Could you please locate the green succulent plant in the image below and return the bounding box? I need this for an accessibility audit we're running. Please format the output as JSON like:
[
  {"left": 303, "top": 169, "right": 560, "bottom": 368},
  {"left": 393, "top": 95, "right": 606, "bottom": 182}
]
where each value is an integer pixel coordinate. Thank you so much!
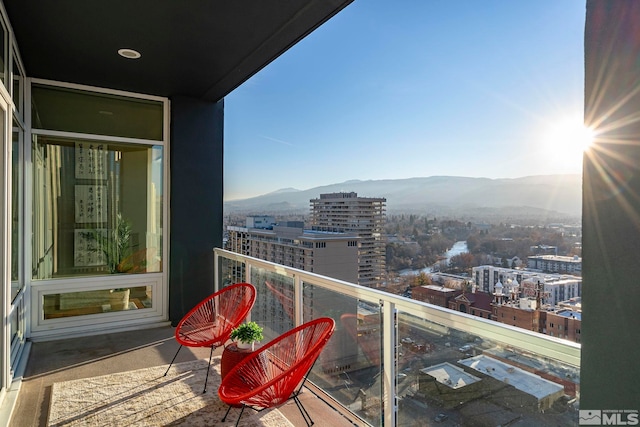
[{"left": 230, "top": 321, "right": 264, "bottom": 344}]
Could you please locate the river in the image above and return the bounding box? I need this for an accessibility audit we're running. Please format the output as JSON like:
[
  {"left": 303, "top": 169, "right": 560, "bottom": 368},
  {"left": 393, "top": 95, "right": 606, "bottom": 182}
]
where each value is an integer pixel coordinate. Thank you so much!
[{"left": 399, "top": 240, "right": 468, "bottom": 276}]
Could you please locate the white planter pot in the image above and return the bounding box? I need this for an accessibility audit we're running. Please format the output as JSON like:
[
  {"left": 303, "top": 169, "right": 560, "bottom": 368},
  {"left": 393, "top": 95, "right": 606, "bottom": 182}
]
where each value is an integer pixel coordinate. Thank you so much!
[{"left": 236, "top": 341, "right": 255, "bottom": 351}]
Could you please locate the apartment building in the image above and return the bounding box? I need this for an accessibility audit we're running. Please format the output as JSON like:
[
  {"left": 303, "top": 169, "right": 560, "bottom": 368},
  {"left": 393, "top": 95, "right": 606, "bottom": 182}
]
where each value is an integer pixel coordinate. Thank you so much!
[
  {"left": 414, "top": 279, "right": 583, "bottom": 344},
  {"left": 527, "top": 254, "right": 582, "bottom": 275},
  {"left": 310, "top": 192, "right": 386, "bottom": 287},
  {"left": 472, "top": 265, "right": 581, "bottom": 307},
  {"left": 227, "top": 217, "right": 359, "bottom": 283}
]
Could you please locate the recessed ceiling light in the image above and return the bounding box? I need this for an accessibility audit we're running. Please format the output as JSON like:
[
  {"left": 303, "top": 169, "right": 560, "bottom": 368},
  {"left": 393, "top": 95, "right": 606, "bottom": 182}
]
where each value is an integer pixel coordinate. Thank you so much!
[{"left": 118, "top": 48, "right": 141, "bottom": 59}]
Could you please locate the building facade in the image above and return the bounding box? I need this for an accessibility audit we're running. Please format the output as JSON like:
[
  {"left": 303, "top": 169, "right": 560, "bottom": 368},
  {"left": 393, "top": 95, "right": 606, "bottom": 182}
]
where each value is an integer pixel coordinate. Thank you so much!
[
  {"left": 412, "top": 284, "right": 461, "bottom": 307},
  {"left": 527, "top": 254, "right": 582, "bottom": 275},
  {"left": 492, "top": 299, "right": 542, "bottom": 332},
  {"left": 545, "top": 310, "right": 581, "bottom": 342},
  {"left": 310, "top": 192, "right": 386, "bottom": 287},
  {"left": 227, "top": 217, "right": 359, "bottom": 283},
  {"left": 472, "top": 265, "right": 582, "bottom": 307},
  {"left": 448, "top": 290, "right": 493, "bottom": 319}
]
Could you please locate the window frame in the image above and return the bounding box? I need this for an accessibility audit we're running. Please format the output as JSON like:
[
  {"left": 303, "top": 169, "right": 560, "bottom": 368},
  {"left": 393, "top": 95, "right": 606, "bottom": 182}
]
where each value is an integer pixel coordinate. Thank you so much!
[{"left": 26, "top": 78, "right": 170, "bottom": 338}]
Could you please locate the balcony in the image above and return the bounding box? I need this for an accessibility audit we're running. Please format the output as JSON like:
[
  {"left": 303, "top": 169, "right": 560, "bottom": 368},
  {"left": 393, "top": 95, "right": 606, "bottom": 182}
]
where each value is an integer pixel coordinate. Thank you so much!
[{"left": 11, "top": 248, "right": 580, "bottom": 426}]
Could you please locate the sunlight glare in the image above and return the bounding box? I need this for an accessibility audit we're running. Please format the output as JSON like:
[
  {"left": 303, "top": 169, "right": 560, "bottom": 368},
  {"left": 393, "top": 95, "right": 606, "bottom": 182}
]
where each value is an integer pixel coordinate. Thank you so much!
[
  {"left": 540, "top": 115, "right": 595, "bottom": 173},
  {"left": 545, "top": 116, "right": 594, "bottom": 154}
]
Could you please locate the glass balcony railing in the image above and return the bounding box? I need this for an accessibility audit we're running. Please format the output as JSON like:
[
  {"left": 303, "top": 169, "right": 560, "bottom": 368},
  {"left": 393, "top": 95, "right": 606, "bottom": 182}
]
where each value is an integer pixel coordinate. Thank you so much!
[{"left": 214, "top": 248, "right": 581, "bottom": 427}]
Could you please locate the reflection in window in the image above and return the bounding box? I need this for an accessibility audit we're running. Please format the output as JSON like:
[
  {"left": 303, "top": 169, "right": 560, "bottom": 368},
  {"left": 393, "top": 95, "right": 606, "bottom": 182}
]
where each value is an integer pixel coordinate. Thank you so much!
[
  {"left": 43, "top": 286, "right": 152, "bottom": 319},
  {"left": 250, "top": 268, "right": 295, "bottom": 341},
  {"left": 302, "top": 282, "right": 382, "bottom": 427},
  {"left": 32, "top": 136, "right": 163, "bottom": 279},
  {"left": 12, "top": 49, "right": 23, "bottom": 116}
]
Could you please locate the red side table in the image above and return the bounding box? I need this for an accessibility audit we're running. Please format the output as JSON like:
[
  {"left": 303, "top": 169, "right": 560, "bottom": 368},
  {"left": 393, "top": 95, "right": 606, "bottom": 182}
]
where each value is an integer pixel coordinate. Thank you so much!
[{"left": 221, "top": 343, "right": 254, "bottom": 379}]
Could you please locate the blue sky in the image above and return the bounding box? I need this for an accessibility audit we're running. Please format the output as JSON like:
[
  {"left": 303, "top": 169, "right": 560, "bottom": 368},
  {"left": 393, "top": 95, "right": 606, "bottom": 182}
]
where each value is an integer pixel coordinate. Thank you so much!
[{"left": 224, "top": 1, "right": 586, "bottom": 201}]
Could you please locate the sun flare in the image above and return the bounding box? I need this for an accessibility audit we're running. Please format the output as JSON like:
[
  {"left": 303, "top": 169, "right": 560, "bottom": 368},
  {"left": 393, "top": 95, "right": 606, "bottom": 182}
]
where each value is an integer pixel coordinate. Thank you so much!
[
  {"left": 540, "top": 115, "right": 595, "bottom": 172},
  {"left": 544, "top": 115, "right": 594, "bottom": 152}
]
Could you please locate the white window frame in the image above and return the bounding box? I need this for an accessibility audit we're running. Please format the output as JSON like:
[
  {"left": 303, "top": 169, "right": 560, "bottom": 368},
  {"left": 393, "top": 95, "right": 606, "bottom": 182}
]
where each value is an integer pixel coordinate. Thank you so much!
[{"left": 26, "top": 78, "right": 170, "bottom": 340}]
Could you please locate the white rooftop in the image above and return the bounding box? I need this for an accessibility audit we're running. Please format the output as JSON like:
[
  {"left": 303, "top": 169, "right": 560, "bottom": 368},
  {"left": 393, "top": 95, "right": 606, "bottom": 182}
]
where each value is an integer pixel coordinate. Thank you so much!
[
  {"left": 423, "top": 285, "right": 458, "bottom": 293},
  {"left": 458, "top": 355, "right": 564, "bottom": 400},
  {"left": 421, "top": 362, "right": 481, "bottom": 389}
]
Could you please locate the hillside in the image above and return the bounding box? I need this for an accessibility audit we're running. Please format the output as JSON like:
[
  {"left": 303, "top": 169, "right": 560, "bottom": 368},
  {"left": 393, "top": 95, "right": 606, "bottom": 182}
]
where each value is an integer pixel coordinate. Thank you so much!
[{"left": 223, "top": 175, "right": 582, "bottom": 221}]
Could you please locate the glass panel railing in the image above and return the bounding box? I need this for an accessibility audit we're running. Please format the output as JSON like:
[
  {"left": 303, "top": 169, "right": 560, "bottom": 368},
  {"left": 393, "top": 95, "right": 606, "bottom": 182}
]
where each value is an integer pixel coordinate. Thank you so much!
[
  {"left": 214, "top": 249, "right": 581, "bottom": 427},
  {"left": 303, "top": 281, "right": 383, "bottom": 426},
  {"left": 217, "top": 254, "right": 246, "bottom": 287},
  {"left": 396, "top": 310, "right": 579, "bottom": 426},
  {"left": 249, "top": 267, "right": 295, "bottom": 341}
]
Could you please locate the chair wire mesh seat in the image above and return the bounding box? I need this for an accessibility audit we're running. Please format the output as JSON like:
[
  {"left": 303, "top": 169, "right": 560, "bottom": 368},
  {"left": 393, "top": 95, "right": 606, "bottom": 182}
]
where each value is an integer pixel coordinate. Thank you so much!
[
  {"left": 163, "top": 283, "right": 256, "bottom": 393},
  {"left": 218, "top": 317, "right": 336, "bottom": 427}
]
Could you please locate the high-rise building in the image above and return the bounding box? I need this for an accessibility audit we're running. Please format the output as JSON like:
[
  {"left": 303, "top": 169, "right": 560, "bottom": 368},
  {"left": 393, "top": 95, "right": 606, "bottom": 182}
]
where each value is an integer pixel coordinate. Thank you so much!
[{"left": 310, "top": 192, "right": 386, "bottom": 288}]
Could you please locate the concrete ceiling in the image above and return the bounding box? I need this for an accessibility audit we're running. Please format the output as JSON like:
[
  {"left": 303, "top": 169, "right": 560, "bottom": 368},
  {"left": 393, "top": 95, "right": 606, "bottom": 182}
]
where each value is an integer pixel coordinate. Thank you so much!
[{"left": 3, "top": 0, "right": 353, "bottom": 101}]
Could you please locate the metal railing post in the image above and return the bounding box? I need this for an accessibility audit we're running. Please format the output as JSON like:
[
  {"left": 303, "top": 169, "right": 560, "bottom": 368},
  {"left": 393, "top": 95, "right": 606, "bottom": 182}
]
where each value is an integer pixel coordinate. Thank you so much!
[
  {"left": 382, "top": 299, "right": 396, "bottom": 427},
  {"left": 294, "top": 274, "right": 303, "bottom": 327}
]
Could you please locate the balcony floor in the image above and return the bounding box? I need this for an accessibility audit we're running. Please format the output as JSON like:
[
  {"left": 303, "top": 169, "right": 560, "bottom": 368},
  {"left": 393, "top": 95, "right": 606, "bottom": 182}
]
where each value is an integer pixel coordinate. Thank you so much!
[{"left": 10, "top": 325, "right": 356, "bottom": 427}]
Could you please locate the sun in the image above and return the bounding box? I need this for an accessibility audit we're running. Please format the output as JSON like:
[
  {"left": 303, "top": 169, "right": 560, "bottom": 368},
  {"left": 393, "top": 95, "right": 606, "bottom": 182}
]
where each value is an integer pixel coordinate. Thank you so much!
[
  {"left": 540, "top": 115, "right": 595, "bottom": 172},
  {"left": 546, "top": 115, "right": 594, "bottom": 152}
]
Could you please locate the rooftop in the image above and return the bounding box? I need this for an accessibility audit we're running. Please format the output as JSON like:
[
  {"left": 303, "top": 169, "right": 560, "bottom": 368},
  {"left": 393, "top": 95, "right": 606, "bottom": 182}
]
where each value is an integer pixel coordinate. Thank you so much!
[
  {"left": 458, "top": 355, "right": 564, "bottom": 401},
  {"left": 423, "top": 285, "right": 459, "bottom": 293},
  {"left": 555, "top": 310, "right": 582, "bottom": 321},
  {"left": 421, "top": 362, "right": 481, "bottom": 389}
]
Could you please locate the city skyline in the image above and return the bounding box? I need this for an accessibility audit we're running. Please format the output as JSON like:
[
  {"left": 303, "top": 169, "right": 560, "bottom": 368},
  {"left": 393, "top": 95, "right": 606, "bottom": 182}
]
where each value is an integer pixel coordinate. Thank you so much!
[{"left": 224, "top": 1, "right": 587, "bottom": 201}]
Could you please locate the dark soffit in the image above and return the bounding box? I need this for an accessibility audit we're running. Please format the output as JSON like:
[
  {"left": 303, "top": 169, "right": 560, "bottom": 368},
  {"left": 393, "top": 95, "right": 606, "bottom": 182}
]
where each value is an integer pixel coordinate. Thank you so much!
[{"left": 3, "top": 0, "right": 353, "bottom": 102}]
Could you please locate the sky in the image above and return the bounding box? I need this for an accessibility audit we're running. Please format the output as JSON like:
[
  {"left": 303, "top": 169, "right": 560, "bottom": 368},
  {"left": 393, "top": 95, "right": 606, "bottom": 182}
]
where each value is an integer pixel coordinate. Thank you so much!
[{"left": 224, "top": 1, "right": 587, "bottom": 201}]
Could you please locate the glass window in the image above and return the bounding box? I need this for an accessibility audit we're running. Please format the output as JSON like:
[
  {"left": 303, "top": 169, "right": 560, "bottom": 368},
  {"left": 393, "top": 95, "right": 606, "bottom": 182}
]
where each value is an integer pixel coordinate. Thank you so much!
[
  {"left": 43, "top": 286, "right": 152, "bottom": 319},
  {"left": 32, "top": 136, "right": 163, "bottom": 279},
  {"left": 31, "top": 85, "right": 164, "bottom": 140},
  {"left": 12, "top": 49, "right": 23, "bottom": 117},
  {"left": 11, "top": 118, "right": 22, "bottom": 300},
  {"left": 0, "top": 20, "right": 5, "bottom": 85}
]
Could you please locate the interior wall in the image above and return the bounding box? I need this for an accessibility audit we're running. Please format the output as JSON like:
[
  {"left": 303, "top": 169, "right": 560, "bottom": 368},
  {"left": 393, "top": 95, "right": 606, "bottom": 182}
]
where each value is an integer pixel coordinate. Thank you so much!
[
  {"left": 582, "top": 0, "right": 640, "bottom": 409},
  {"left": 169, "top": 96, "right": 224, "bottom": 324}
]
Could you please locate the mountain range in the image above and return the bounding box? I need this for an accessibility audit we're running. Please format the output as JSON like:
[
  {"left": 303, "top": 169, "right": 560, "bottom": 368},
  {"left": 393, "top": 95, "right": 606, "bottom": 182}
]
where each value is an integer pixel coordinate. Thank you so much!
[{"left": 224, "top": 175, "right": 582, "bottom": 222}]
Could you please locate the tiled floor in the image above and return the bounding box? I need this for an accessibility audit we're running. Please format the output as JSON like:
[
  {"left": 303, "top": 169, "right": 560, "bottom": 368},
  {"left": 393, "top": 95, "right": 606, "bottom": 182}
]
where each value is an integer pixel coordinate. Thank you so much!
[{"left": 9, "top": 325, "right": 356, "bottom": 427}]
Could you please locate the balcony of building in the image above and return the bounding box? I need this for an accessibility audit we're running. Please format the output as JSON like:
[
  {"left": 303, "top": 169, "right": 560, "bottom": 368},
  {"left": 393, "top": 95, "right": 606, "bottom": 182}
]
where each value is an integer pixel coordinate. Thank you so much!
[{"left": 10, "top": 248, "right": 580, "bottom": 426}]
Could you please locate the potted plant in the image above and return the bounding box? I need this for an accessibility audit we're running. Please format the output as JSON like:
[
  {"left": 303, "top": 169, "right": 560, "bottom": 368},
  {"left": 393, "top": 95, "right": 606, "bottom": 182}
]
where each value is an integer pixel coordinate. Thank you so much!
[
  {"left": 85, "top": 213, "right": 133, "bottom": 274},
  {"left": 230, "top": 321, "right": 263, "bottom": 351}
]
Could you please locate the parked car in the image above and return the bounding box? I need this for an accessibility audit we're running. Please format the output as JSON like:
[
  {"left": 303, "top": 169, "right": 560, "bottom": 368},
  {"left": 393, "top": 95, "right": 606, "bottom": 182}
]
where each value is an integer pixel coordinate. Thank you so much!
[
  {"left": 458, "top": 344, "right": 472, "bottom": 352},
  {"left": 434, "top": 413, "right": 448, "bottom": 422}
]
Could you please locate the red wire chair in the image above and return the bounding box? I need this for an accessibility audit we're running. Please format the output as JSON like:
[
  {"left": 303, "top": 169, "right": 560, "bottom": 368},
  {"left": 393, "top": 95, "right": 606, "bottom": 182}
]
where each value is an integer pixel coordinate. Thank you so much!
[
  {"left": 164, "top": 283, "right": 256, "bottom": 393},
  {"left": 218, "top": 317, "right": 336, "bottom": 427}
]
